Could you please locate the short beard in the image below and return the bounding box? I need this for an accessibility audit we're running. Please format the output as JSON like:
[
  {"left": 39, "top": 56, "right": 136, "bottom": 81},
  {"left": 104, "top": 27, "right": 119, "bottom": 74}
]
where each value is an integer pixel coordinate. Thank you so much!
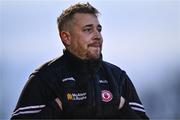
[{"left": 86, "top": 49, "right": 101, "bottom": 60}]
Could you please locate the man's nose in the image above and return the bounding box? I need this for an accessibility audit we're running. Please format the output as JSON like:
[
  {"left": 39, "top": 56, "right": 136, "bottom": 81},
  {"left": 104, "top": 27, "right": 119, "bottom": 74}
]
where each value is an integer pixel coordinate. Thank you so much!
[{"left": 93, "top": 30, "right": 102, "bottom": 41}]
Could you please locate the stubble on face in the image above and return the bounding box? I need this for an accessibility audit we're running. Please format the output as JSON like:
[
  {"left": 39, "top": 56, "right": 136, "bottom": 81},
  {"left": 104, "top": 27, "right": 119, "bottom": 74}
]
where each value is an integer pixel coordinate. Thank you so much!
[{"left": 86, "top": 41, "right": 102, "bottom": 60}]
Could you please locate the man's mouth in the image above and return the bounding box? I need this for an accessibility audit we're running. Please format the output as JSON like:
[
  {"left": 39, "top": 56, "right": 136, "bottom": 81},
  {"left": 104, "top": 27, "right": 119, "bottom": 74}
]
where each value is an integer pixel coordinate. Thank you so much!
[{"left": 88, "top": 42, "right": 101, "bottom": 48}]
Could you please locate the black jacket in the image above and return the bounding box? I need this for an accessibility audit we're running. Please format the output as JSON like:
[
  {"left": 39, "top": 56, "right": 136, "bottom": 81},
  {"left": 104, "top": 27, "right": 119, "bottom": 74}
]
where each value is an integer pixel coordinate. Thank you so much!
[{"left": 11, "top": 50, "right": 149, "bottom": 119}]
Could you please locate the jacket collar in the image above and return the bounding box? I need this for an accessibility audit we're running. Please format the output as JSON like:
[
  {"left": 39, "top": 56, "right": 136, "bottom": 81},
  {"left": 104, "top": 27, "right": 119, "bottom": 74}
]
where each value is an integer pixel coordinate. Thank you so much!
[{"left": 63, "top": 50, "right": 102, "bottom": 75}]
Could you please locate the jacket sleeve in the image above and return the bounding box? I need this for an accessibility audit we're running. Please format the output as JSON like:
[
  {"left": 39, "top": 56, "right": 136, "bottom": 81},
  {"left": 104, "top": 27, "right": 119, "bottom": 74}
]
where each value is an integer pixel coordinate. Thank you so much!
[
  {"left": 119, "top": 72, "right": 149, "bottom": 119},
  {"left": 11, "top": 73, "right": 63, "bottom": 119}
]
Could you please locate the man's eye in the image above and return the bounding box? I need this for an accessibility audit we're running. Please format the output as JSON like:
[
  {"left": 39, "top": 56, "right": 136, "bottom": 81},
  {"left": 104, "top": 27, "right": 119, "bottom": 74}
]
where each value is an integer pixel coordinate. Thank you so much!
[
  {"left": 84, "top": 28, "right": 92, "bottom": 32},
  {"left": 97, "top": 27, "right": 102, "bottom": 32}
]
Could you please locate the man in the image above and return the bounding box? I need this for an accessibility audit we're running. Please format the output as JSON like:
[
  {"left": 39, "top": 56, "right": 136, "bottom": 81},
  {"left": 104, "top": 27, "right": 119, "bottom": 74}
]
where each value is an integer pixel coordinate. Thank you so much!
[{"left": 11, "top": 2, "right": 149, "bottom": 119}]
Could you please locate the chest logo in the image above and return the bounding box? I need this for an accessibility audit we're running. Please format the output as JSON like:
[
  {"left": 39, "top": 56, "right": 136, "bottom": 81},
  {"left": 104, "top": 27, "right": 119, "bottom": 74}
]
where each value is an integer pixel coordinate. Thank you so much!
[
  {"left": 67, "top": 93, "right": 73, "bottom": 100},
  {"left": 62, "top": 77, "right": 75, "bottom": 82},
  {"left": 66, "top": 92, "right": 87, "bottom": 101},
  {"left": 99, "top": 80, "right": 108, "bottom": 84},
  {"left": 101, "top": 90, "right": 113, "bottom": 102}
]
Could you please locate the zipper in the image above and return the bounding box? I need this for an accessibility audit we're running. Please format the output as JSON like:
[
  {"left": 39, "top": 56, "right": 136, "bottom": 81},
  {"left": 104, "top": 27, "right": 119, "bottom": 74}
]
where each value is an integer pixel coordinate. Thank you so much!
[{"left": 90, "top": 74, "right": 96, "bottom": 115}]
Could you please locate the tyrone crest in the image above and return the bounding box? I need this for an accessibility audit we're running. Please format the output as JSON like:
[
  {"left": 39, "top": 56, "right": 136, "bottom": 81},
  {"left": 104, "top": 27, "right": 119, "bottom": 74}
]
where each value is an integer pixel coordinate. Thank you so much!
[{"left": 101, "top": 90, "right": 113, "bottom": 102}]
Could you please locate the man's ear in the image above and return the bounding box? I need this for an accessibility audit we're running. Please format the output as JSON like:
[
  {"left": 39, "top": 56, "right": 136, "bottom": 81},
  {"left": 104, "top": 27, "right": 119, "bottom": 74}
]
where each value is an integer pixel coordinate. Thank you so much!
[{"left": 59, "top": 31, "right": 71, "bottom": 46}]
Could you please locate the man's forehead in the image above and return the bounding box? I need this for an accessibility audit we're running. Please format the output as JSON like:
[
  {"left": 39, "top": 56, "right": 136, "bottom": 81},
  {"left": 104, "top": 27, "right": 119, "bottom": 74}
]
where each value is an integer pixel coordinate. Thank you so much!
[{"left": 72, "top": 13, "right": 100, "bottom": 26}]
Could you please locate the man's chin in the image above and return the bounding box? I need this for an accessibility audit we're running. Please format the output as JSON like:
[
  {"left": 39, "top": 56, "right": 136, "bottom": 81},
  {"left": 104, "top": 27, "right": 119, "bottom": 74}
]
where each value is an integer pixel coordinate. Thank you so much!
[{"left": 87, "top": 52, "right": 101, "bottom": 60}]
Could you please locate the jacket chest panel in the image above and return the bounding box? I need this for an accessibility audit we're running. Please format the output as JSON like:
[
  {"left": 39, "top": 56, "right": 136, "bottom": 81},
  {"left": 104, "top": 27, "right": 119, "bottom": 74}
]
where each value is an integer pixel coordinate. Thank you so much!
[{"left": 60, "top": 74, "right": 119, "bottom": 114}]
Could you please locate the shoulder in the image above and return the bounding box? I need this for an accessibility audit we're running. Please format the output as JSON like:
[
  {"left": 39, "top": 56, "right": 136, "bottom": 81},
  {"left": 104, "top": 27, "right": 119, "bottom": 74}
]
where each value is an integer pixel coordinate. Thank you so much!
[
  {"left": 28, "top": 56, "right": 65, "bottom": 84},
  {"left": 33, "top": 56, "right": 64, "bottom": 75},
  {"left": 102, "top": 61, "right": 120, "bottom": 70},
  {"left": 102, "top": 61, "right": 126, "bottom": 75}
]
